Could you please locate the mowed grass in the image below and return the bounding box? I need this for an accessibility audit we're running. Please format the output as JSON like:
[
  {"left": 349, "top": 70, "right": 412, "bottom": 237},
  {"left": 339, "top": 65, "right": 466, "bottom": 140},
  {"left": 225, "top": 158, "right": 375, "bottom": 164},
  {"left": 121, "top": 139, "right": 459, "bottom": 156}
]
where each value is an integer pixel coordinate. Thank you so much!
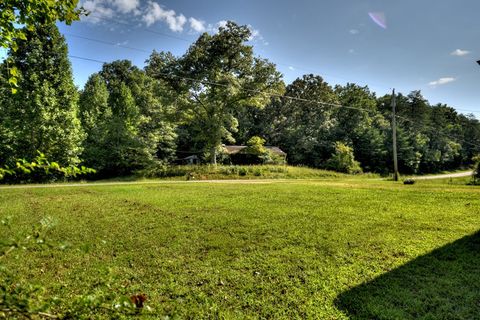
[{"left": 1, "top": 178, "right": 480, "bottom": 319}]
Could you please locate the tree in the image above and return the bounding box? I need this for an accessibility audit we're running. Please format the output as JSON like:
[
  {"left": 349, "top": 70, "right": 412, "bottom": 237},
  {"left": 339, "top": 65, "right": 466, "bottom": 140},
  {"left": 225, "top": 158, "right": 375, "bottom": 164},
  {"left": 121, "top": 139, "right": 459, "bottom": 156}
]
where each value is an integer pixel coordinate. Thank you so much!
[
  {"left": 79, "top": 60, "right": 176, "bottom": 176},
  {"left": 271, "top": 74, "right": 338, "bottom": 167},
  {"left": 1, "top": 0, "right": 85, "bottom": 92},
  {"left": 239, "top": 136, "right": 271, "bottom": 164},
  {"left": 378, "top": 91, "right": 430, "bottom": 174},
  {"left": 405, "top": 91, "right": 431, "bottom": 130},
  {"left": 326, "top": 142, "right": 362, "bottom": 174},
  {"left": 0, "top": 24, "right": 84, "bottom": 166},
  {"left": 472, "top": 155, "right": 480, "bottom": 184},
  {"left": 148, "top": 22, "right": 284, "bottom": 164},
  {"left": 334, "top": 83, "right": 387, "bottom": 172},
  {"left": 458, "top": 114, "right": 480, "bottom": 165},
  {"left": 420, "top": 104, "right": 462, "bottom": 172}
]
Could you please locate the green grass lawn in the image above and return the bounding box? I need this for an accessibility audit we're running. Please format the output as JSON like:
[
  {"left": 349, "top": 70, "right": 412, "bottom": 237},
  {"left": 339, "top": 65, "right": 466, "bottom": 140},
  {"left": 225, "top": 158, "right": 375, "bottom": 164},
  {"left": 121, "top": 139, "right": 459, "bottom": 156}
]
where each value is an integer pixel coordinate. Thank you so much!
[{"left": 1, "top": 178, "right": 479, "bottom": 319}]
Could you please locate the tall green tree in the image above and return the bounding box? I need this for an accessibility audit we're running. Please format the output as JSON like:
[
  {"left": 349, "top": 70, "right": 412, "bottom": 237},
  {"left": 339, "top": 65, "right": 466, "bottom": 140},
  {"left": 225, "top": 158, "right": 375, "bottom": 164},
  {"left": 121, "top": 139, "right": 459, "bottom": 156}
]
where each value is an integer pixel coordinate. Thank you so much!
[
  {"left": 271, "top": 74, "right": 338, "bottom": 167},
  {"left": 419, "top": 104, "right": 462, "bottom": 172},
  {"left": 0, "top": 24, "right": 84, "bottom": 166},
  {"left": 458, "top": 113, "right": 480, "bottom": 164},
  {"left": 79, "top": 60, "right": 176, "bottom": 176},
  {"left": 334, "top": 83, "right": 388, "bottom": 172},
  {"left": 0, "top": 65, "right": 14, "bottom": 158},
  {"left": 1, "top": 0, "right": 85, "bottom": 92},
  {"left": 148, "top": 22, "right": 284, "bottom": 164}
]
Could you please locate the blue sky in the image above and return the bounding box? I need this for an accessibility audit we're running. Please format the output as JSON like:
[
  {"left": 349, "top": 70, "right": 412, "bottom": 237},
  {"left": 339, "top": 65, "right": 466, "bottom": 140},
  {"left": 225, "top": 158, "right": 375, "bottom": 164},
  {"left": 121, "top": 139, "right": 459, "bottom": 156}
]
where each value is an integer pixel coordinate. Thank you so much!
[{"left": 20, "top": 1, "right": 480, "bottom": 115}]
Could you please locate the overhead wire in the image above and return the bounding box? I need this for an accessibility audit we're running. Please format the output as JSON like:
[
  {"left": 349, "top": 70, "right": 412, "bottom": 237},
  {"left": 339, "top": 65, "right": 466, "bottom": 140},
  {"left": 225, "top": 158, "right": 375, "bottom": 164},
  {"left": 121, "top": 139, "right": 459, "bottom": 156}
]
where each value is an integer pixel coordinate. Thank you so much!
[
  {"left": 69, "top": 20, "right": 480, "bottom": 119},
  {"left": 72, "top": 15, "right": 480, "bottom": 117},
  {"left": 68, "top": 54, "right": 376, "bottom": 115},
  {"left": 395, "top": 114, "right": 480, "bottom": 149},
  {"left": 86, "top": 14, "right": 191, "bottom": 43},
  {"left": 78, "top": 14, "right": 395, "bottom": 92},
  {"left": 64, "top": 33, "right": 149, "bottom": 53},
  {"left": 69, "top": 53, "right": 480, "bottom": 149}
]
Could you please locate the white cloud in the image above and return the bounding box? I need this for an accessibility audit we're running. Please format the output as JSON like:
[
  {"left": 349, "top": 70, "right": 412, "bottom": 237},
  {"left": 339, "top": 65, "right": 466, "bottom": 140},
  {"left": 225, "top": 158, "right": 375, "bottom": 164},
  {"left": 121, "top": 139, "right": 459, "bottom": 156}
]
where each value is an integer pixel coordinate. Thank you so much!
[
  {"left": 80, "top": 0, "right": 265, "bottom": 44},
  {"left": 80, "top": 0, "right": 140, "bottom": 22},
  {"left": 206, "top": 20, "right": 230, "bottom": 34},
  {"left": 143, "top": 2, "right": 186, "bottom": 31},
  {"left": 80, "top": 0, "right": 115, "bottom": 23},
  {"left": 349, "top": 49, "right": 355, "bottom": 54},
  {"left": 112, "top": 0, "right": 139, "bottom": 13},
  {"left": 216, "top": 20, "right": 228, "bottom": 29},
  {"left": 207, "top": 21, "right": 267, "bottom": 45},
  {"left": 349, "top": 29, "right": 359, "bottom": 35},
  {"left": 248, "top": 25, "right": 261, "bottom": 41},
  {"left": 115, "top": 40, "right": 129, "bottom": 46},
  {"left": 246, "top": 24, "right": 268, "bottom": 45},
  {"left": 288, "top": 66, "right": 295, "bottom": 71},
  {"left": 142, "top": 1, "right": 186, "bottom": 32},
  {"left": 429, "top": 77, "right": 456, "bottom": 87},
  {"left": 451, "top": 49, "right": 470, "bottom": 57},
  {"left": 189, "top": 17, "right": 206, "bottom": 33}
]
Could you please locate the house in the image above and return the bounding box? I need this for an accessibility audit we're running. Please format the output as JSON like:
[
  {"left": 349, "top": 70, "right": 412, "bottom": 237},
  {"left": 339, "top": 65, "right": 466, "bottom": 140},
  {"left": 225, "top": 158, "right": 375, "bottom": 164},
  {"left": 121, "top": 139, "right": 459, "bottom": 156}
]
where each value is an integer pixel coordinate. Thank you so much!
[{"left": 175, "top": 155, "right": 200, "bottom": 165}]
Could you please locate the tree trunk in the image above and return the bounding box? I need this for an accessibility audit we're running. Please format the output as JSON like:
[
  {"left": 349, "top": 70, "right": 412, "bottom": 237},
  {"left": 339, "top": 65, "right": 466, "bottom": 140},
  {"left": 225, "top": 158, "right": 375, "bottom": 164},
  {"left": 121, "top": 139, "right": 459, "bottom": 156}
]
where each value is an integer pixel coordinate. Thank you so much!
[{"left": 210, "top": 146, "right": 217, "bottom": 165}]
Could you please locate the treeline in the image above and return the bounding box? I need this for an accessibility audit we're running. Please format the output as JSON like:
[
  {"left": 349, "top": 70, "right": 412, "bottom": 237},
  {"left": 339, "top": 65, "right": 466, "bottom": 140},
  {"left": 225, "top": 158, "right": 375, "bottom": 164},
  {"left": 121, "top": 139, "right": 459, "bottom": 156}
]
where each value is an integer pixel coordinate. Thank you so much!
[{"left": 1, "top": 22, "right": 479, "bottom": 178}]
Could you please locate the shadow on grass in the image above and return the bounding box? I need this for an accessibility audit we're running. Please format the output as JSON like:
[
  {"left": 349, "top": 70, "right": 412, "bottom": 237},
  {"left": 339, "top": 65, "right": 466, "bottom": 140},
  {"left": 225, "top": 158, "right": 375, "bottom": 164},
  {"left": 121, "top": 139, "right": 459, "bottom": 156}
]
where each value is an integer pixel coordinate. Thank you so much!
[{"left": 335, "top": 231, "right": 480, "bottom": 319}]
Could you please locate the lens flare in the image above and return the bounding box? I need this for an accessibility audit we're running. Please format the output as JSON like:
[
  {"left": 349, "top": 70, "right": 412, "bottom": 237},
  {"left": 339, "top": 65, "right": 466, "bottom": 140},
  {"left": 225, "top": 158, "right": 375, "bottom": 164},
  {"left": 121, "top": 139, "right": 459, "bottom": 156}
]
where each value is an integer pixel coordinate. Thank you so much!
[{"left": 368, "top": 12, "right": 387, "bottom": 29}]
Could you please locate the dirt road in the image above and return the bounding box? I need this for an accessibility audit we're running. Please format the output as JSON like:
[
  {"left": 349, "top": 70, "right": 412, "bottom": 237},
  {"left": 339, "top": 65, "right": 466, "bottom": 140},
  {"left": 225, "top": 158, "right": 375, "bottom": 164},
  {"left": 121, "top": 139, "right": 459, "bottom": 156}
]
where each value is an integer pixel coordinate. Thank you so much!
[{"left": 409, "top": 171, "right": 473, "bottom": 180}]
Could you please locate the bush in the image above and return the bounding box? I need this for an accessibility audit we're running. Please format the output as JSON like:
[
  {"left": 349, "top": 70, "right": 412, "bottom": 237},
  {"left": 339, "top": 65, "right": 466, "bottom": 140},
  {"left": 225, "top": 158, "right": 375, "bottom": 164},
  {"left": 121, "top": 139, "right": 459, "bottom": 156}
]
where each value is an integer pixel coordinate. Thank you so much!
[
  {"left": 326, "top": 142, "right": 363, "bottom": 174},
  {"left": 253, "top": 168, "right": 262, "bottom": 176},
  {"left": 0, "top": 152, "right": 96, "bottom": 184},
  {"left": 238, "top": 167, "right": 248, "bottom": 176}
]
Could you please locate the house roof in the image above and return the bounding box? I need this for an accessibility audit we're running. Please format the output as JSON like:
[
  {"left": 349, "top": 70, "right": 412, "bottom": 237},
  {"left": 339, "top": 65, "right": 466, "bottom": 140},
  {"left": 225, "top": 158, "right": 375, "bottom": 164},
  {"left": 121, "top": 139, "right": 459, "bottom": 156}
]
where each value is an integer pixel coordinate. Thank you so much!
[
  {"left": 223, "top": 145, "right": 287, "bottom": 156},
  {"left": 182, "top": 155, "right": 199, "bottom": 160},
  {"left": 265, "top": 146, "right": 287, "bottom": 156}
]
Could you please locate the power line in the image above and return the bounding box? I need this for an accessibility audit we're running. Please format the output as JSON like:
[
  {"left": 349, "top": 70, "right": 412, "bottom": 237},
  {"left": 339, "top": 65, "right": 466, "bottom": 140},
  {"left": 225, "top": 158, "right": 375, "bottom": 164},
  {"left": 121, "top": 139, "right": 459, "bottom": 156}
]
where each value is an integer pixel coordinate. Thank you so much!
[
  {"left": 68, "top": 54, "right": 376, "bottom": 115},
  {"left": 69, "top": 52, "right": 480, "bottom": 148},
  {"left": 81, "top": 14, "right": 395, "bottom": 93},
  {"left": 71, "top": 17, "right": 480, "bottom": 116},
  {"left": 69, "top": 55, "right": 106, "bottom": 64},
  {"left": 449, "top": 107, "right": 480, "bottom": 114},
  {"left": 64, "top": 33, "right": 149, "bottom": 53},
  {"left": 395, "top": 114, "right": 480, "bottom": 149},
  {"left": 86, "top": 14, "right": 191, "bottom": 43},
  {"left": 69, "top": 52, "right": 480, "bottom": 151},
  {"left": 275, "top": 61, "right": 393, "bottom": 93}
]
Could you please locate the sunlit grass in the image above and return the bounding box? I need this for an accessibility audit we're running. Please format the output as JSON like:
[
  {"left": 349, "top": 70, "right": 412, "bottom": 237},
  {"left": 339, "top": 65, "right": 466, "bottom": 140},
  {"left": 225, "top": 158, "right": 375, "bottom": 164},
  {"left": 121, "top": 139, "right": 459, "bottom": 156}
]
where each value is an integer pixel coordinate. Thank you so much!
[{"left": 1, "top": 179, "right": 479, "bottom": 318}]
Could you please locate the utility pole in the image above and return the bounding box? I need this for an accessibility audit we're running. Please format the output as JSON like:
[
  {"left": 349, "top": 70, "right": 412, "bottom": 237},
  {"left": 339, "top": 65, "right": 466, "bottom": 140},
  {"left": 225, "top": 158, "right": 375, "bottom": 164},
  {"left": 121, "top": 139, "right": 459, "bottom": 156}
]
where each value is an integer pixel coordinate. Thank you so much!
[{"left": 391, "top": 89, "right": 399, "bottom": 181}]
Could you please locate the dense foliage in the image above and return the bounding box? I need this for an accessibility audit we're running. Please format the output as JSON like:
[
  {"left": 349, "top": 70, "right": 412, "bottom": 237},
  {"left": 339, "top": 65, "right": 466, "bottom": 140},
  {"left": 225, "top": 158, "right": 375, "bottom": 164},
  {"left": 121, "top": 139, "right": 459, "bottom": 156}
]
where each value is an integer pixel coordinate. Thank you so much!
[
  {"left": 146, "top": 22, "right": 284, "bottom": 164},
  {"left": 0, "top": 0, "right": 85, "bottom": 93},
  {"left": 0, "top": 24, "right": 84, "bottom": 166},
  {"left": 472, "top": 155, "right": 480, "bottom": 184},
  {"left": 79, "top": 61, "right": 176, "bottom": 177},
  {"left": 326, "top": 142, "right": 363, "bottom": 174},
  {"left": 1, "top": 21, "right": 479, "bottom": 180},
  {"left": 0, "top": 152, "right": 95, "bottom": 184}
]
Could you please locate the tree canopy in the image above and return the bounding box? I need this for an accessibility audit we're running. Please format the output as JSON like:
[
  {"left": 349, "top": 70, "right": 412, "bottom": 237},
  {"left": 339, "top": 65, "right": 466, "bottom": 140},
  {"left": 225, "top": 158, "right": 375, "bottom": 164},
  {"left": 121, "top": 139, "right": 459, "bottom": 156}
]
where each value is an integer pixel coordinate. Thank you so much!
[
  {"left": 1, "top": 20, "right": 479, "bottom": 180},
  {"left": 0, "top": 24, "right": 84, "bottom": 166},
  {"left": 147, "top": 22, "right": 284, "bottom": 164},
  {"left": 79, "top": 60, "right": 177, "bottom": 177},
  {"left": 0, "top": 0, "right": 85, "bottom": 92}
]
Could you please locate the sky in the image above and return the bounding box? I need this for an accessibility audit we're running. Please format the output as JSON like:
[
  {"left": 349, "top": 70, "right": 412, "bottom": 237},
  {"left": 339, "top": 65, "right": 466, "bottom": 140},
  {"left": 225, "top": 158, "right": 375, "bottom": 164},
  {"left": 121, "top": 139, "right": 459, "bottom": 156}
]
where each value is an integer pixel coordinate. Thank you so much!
[{"left": 13, "top": 0, "right": 480, "bottom": 115}]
